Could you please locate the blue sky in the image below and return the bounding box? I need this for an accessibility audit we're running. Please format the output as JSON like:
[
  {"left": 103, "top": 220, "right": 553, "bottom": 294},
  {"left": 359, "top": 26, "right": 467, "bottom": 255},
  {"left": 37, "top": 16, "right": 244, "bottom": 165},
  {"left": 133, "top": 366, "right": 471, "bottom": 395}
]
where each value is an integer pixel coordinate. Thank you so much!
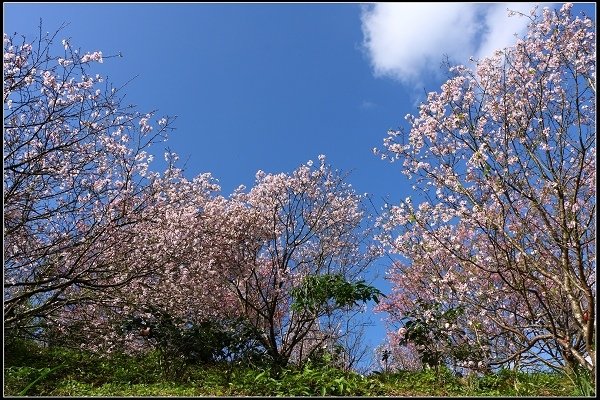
[{"left": 4, "top": 2, "right": 595, "bottom": 370}]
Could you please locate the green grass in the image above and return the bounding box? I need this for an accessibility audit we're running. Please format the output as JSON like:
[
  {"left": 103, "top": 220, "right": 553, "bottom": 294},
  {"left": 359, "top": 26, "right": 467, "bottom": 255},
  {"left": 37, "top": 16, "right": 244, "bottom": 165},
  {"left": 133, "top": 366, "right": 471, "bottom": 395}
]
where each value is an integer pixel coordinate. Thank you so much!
[{"left": 3, "top": 340, "right": 593, "bottom": 397}]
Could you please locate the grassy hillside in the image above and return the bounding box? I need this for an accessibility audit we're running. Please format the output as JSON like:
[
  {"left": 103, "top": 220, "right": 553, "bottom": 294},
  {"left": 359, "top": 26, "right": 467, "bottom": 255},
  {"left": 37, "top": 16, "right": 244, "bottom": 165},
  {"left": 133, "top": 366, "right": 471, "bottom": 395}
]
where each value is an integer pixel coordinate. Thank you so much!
[{"left": 4, "top": 340, "right": 593, "bottom": 397}]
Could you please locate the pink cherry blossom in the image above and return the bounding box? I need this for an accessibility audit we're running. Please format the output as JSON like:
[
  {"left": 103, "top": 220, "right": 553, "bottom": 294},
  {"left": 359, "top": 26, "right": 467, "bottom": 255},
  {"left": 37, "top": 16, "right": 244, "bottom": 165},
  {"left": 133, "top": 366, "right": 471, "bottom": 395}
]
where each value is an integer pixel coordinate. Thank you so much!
[{"left": 377, "top": 4, "right": 595, "bottom": 376}]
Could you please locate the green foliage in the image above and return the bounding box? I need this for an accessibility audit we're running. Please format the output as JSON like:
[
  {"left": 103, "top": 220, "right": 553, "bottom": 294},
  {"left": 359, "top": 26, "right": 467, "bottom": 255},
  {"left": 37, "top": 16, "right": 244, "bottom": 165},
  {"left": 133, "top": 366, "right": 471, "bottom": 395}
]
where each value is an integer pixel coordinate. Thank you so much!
[
  {"left": 4, "top": 366, "right": 49, "bottom": 396},
  {"left": 3, "top": 341, "right": 165, "bottom": 395},
  {"left": 120, "top": 311, "right": 268, "bottom": 370},
  {"left": 374, "top": 368, "right": 463, "bottom": 396},
  {"left": 473, "top": 368, "right": 576, "bottom": 396},
  {"left": 291, "top": 273, "right": 384, "bottom": 313},
  {"left": 306, "top": 343, "right": 347, "bottom": 369},
  {"left": 17, "top": 363, "right": 66, "bottom": 395},
  {"left": 399, "top": 300, "right": 487, "bottom": 371},
  {"left": 570, "top": 366, "right": 595, "bottom": 397},
  {"left": 372, "top": 367, "right": 579, "bottom": 397},
  {"left": 51, "top": 381, "right": 202, "bottom": 396},
  {"left": 3, "top": 340, "right": 584, "bottom": 397},
  {"left": 235, "top": 362, "right": 381, "bottom": 396}
]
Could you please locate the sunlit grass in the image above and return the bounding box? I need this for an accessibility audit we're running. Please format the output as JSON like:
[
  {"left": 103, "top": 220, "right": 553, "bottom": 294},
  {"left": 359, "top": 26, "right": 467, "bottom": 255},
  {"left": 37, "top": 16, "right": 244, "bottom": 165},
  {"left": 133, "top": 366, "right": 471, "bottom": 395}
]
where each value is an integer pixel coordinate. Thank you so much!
[{"left": 4, "top": 340, "right": 591, "bottom": 397}]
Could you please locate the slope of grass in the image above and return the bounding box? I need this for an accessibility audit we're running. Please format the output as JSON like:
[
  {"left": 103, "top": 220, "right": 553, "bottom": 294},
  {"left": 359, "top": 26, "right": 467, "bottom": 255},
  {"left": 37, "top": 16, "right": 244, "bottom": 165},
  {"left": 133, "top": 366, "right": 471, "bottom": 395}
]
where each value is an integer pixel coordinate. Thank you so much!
[{"left": 3, "top": 340, "right": 592, "bottom": 397}]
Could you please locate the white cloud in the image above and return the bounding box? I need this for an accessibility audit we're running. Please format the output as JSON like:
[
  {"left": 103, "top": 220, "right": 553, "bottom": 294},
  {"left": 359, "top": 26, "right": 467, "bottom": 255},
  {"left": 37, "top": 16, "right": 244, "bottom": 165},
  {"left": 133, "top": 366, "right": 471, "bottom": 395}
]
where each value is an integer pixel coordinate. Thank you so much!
[
  {"left": 474, "top": 3, "right": 537, "bottom": 60},
  {"left": 360, "top": 3, "right": 535, "bottom": 86}
]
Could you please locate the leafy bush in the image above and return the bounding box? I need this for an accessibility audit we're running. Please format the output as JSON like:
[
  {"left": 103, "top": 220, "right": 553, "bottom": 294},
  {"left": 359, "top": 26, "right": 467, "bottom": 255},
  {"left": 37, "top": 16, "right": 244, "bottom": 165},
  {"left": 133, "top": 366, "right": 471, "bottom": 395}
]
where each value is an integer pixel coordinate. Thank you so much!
[
  {"left": 119, "top": 310, "right": 268, "bottom": 372},
  {"left": 398, "top": 300, "right": 488, "bottom": 373},
  {"left": 291, "top": 273, "right": 384, "bottom": 313}
]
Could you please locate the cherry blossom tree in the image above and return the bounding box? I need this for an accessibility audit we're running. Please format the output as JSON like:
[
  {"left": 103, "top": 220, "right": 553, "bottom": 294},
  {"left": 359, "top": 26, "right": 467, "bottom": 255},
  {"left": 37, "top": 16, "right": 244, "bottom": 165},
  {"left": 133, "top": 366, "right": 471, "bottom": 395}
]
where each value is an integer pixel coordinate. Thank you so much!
[
  {"left": 46, "top": 156, "right": 382, "bottom": 371},
  {"left": 3, "top": 26, "right": 383, "bottom": 371},
  {"left": 376, "top": 4, "right": 595, "bottom": 378},
  {"left": 39, "top": 154, "right": 245, "bottom": 356},
  {"left": 3, "top": 25, "right": 175, "bottom": 340},
  {"left": 204, "top": 156, "right": 383, "bottom": 367}
]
